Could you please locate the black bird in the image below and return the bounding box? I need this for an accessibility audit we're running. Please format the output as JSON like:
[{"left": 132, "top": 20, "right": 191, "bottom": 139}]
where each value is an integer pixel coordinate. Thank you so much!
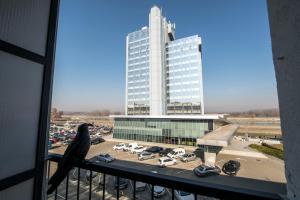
[{"left": 47, "top": 123, "right": 93, "bottom": 195}]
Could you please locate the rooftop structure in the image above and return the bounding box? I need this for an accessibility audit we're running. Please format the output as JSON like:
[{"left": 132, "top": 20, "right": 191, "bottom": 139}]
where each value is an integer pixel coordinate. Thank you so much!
[{"left": 197, "top": 124, "right": 239, "bottom": 147}]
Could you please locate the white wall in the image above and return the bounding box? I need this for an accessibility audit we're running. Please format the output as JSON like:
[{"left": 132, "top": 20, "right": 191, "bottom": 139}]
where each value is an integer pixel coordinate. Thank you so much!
[
  {"left": 149, "top": 6, "right": 165, "bottom": 115},
  {"left": 268, "top": 1, "right": 300, "bottom": 199}
]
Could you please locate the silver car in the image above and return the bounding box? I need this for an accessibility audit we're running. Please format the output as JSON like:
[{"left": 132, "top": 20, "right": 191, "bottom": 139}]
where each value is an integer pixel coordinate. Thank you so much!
[
  {"left": 153, "top": 186, "right": 166, "bottom": 197},
  {"left": 180, "top": 153, "right": 196, "bottom": 162},
  {"left": 97, "top": 153, "right": 115, "bottom": 163},
  {"left": 193, "top": 165, "right": 221, "bottom": 177},
  {"left": 138, "top": 151, "right": 155, "bottom": 161}
]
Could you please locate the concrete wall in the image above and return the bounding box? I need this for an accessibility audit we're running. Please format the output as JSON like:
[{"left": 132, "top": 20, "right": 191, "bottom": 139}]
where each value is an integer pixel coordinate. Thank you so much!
[
  {"left": 267, "top": 1, "right": 300, "bottom": 199},
  {"left": 149, "top": 6, "right": 164, "bottom": 115}
]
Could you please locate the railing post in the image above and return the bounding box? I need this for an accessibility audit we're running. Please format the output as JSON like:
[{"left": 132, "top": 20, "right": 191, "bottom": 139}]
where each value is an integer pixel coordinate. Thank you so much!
[
  {"left": 151, "top": 185, "right": 154, "bottom": 200},
  {"left": 89, "top": 170, "right": 92, "bottom": 200},
  {"left": 172, "top": 188, "right": 174, "bottom": 200},
  {"left": 54, "top": 188, "right": 57, "bottom": 200},
  {"left": 133, "top": 180, "right": 136, "bottom": 200},
  {"left": 47, "top": 161, "right": 51, "bottom": 180},
  {"left": 102, "top": 174, "right": 106, "bottom": 200},
  {"left": 65, "top": 173, "right": 69, "bottom": 200},
  {"left": 117, "top": 176, "right": 120, "bottom": 200},
  {"left": 77, "top": 168, "right": 80, "bottom": 200}
]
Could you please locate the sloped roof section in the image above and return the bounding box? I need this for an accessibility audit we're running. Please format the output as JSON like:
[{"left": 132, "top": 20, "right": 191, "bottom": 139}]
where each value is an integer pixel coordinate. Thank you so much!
[{"left": 197, "top": 124, "right": 239, "bottom": 147}]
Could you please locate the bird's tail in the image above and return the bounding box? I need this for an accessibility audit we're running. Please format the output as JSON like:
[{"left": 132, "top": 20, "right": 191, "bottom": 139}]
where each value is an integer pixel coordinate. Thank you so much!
[{"left": 47, "top": 170, "right": 68, "bottom": 195}]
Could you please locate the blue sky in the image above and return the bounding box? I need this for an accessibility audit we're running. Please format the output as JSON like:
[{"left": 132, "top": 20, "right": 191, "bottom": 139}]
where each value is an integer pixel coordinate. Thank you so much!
[{"left": 52, "top": 0, "right": 278, "bottom": 113}]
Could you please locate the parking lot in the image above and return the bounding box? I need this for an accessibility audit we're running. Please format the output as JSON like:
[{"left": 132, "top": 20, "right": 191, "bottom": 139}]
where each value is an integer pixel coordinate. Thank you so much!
[{"left": 48, "top": 140, "right": 286, "bottom": 199}]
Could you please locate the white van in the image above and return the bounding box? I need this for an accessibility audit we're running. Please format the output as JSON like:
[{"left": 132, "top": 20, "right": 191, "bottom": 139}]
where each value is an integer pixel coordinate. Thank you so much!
[
  {"left": 123, "top": 143, "right": 138, "bottom": 152},
  {"left": 167, "top": 148, "right": 185, "bottom": 158}
]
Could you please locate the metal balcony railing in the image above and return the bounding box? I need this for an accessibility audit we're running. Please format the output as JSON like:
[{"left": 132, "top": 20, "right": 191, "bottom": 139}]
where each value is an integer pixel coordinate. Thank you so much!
[{"left": 47, "top": 154, "right": 285, "bottom": 200}]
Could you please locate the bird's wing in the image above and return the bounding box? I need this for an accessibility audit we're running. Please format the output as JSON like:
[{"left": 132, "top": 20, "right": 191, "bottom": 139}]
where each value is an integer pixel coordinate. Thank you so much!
[{"left": 59, "top": 137, "right": 81, "bottom": 167}]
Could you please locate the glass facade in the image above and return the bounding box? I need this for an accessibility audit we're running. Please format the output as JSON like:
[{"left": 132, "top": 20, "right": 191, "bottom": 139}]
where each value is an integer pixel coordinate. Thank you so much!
[
  {"left": 113, "top": 118, "right": 213, "bottom": 146},
  {"left": 166, "top": 35, "right": 204, "bottom": 114},
  {"left": 127, "top": 27, "right": 150, "bottom": 115}
]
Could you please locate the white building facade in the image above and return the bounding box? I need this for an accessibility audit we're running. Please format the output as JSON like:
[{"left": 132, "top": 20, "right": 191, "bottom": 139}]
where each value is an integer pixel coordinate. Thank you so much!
[{"left": 126, "top": 6, "right": 204, "bottom": 116}]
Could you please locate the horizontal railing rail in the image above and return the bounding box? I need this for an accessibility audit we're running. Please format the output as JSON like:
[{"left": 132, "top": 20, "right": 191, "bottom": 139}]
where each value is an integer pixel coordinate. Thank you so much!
[{"left": 47, "top": 153, "right": 285, "bottom": 200}]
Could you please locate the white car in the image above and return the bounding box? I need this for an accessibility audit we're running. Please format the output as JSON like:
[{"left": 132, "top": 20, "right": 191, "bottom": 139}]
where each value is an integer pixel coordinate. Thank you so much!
[
  {"left": 167, "top": 148, "right": 185, "bottom": 159},
  {"left": 123, "top": 143, "right": 138, "bottom": 152},
  {"left": 131, "top": 146, "right": 146, "bottom": 154},
  {"left": 158, "top": 157, "right": 177, "bottom": 167},
  {"left": 174, "top": 190, "right": 195, "bottom": 200},
  {"left": 113, "top": 143, "right": 126, "bottom": 150}
]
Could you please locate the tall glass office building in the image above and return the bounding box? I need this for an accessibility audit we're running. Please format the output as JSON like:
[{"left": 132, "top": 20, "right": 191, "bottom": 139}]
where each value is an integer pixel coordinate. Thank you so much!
[
  {"left": 166, "top": 36, "right": 204, "bottom": 114},
  {"left": 113, "top": 6, "right": 214, "bottom": 146},
  {"left": 126, "top": 27, "right": 150, "bottom": 115},
  {"left": 125, "top": 6, "right": 204, "bottom": 116}
]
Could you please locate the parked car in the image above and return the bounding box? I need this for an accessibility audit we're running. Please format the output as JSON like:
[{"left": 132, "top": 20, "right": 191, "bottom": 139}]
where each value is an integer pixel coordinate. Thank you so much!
[
  {"left": 153, "top": 186, "right": 166, "bottom": 197},
  {"left": 113, "top": 143, "right": 126, "bottom": 150},
  {"left": 222, "top": 160, "right": 241, "bottom": 175},
  {"left": 138, "top": 151, "right": 155, "bottom": 161},
  {"left": 57, "top": 135, "right": 66, "bottom": 141},
  {"left": 146, "top": 146, "right": 163, "bottom": 153},
  {"left": 158, "top": 157, "right": 177, "bottom": 167},
  {"left": 193, "top": 165, "right": 221, "bottom": 177},
  {"left": 133, "top": 181, "right": 147, "bottom": 192},
  {"left": 131, "top": 145, "right": 146, "bottom": 154},
  {"left": 49, "top": 137, "right": 58, "bottom": 144},
  {"left": 167, "top": 148, "right": 185, "bottom": 158},
  {"left": 174, "top": 190, "right": 195, "bottom": 200},
  {"left": 91, "top": 137, "right": 105, "bottom": 145},
  {"left": 123, "top": 143, "right": 138, "bottom": 152},
  {"left": 71, "top": 168, "right": 98, "bottom": 184},
  {"left": 159, "top": 148, "right": 173, "bottom": 157},
  {"left": 114, "top": 177, "right": 128, "bottom": 189},
  {"left": 62, "top": 139, "right": 72, "bottom": 145},
  {"left": 97, "top": 154, "right": 115, "bottom": 163},
  {"left": 180, "top": 153, "right": 196, "bottom": 162},
  {"left": 48, "top": 141, "right": 52, "bottom": 149}
]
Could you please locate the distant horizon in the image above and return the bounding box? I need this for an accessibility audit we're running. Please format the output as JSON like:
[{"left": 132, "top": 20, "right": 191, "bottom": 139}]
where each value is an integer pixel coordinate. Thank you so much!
[{"left": 52, "top": 1, "right": 279, "bottom": 113}]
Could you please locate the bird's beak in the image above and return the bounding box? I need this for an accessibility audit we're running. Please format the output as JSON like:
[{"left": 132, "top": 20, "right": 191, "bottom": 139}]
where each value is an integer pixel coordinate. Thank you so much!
[{"left": 87, "top": 123, "right": 94, "bottom": 127}]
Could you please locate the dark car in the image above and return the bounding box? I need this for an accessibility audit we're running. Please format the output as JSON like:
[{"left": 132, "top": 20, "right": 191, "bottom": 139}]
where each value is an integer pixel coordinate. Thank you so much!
[
  {"left": 159, "top": 148, "right": 173, "bottom": 157},
  {"left": 222, "top": 160, "right": 241, "bottom": 175},
  {"left": 91, "top": 137, "right": 105, "bottom": 145},
  {"left": 193, "top": 165, "right": 221, "bottom": 177},
  {"left": 114, "top": 177, "right": 128, "bottom": 189},
  {"left": 146, "top": 146, "right": 163, "bottom": 153}
]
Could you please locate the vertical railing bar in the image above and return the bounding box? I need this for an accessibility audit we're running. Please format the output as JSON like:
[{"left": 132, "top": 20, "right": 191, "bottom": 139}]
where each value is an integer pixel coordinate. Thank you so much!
[
  {"left": 194, "top": 193, "right": 197, "bottom": 200},
  {"left": 116, "top": 176, "right": 120, "bottom": 200},
  {"left": 102, "top": 174, "right": 106, "bottom": 200},
  {"left": 65, "top": 173, "right": 69, "bottom": 200},
  {"left": 133, "top": 180, "right": 136, "bottom": 200},
  {"left": 151, "top": 185, "right": 154, "bottom": 200},
  {"left": 47, "top": 161, "right": 51, "bottom": 180},
  {"left": 77, "top": 168, "right": 80, "bottom": 200},
  {"left": 54, "top": 188, "right": 57, "bottom": 200},
  {"left": 89, "top": 170, "right": 92, "bottom": 200},
  {"left": 172, "top": 188, "right": 174, "bottom": 200}
]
